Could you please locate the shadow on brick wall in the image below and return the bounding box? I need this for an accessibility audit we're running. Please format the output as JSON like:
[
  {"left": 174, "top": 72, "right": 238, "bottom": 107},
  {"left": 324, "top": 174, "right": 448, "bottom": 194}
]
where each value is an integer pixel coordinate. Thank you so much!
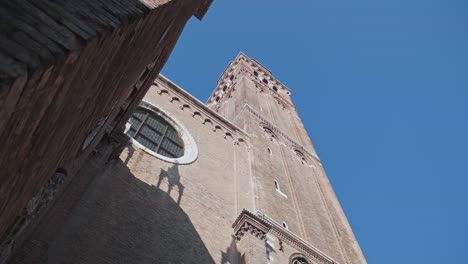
[
  {"left": 156, "top": 164, "right": 184, "bottom": 205},
  {"left": 9, "top": 157, "right": 215, "bottom": 264},
  {"left": 221, "top": 235, "right": 245, "bottom": 264}
]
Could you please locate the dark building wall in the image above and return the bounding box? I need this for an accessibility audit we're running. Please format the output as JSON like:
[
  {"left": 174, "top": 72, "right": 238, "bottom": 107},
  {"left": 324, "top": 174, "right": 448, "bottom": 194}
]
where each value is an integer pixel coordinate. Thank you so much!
[
  {"left": 0, "top": 0, "right": 212, "bottom": 250},
  {"left": 6, "top": 58, "right": 365, "bottom": 264},
  {"left": 7, "top": 144, "right": 219, "bottom": 264},
  {"left": 3, "top": 51, "right": 366, "bottom": 263},
  {"left": 7, "top": 78, "right": 251, "bottom": 264}
]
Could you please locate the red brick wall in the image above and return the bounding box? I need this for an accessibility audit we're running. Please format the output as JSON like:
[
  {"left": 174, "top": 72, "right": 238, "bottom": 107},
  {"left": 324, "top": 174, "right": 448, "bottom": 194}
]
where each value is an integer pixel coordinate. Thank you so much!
[{"left": 0, "top": 0, "right": 212, "bottom": 242}]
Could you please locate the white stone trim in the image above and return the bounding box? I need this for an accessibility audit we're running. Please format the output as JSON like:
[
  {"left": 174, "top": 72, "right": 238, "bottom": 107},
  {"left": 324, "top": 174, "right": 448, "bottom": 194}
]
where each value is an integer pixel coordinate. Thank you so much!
[
  {"left": 234, "top": 104, "right": 321, "bottom": 164},
  {"left": 276, "top": 188, "right": 288, "bottom": 199},
  {"left": 157, "top": 75, "right": 249, "bottom": 138},
  {"left": 233, "top": 210, "right": 340, "bottom": 264},
  {"left": 128, "top": 101, "right": 198, "bottom": 165}
]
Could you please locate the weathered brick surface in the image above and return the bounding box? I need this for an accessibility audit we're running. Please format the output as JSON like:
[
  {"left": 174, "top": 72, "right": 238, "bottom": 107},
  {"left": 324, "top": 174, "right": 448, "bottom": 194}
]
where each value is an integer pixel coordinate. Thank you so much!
[
  {"left": 0, "top": 0, "right": 212, "bottom": 243},
  {"left": 7, "top": 53, "right": 365, "bottom": 264},
  {"left": 8, "top": 79, "right": 250, "bottom": 263},
  {"left": 208, "top": 53, "right": 366, "bottom": 264}
]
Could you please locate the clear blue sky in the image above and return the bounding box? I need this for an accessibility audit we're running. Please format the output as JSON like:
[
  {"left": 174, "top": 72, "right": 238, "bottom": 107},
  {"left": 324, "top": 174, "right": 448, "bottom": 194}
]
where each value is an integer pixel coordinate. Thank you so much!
[{"left": 161, "top": 1, "right": 468, "bottom": 263}]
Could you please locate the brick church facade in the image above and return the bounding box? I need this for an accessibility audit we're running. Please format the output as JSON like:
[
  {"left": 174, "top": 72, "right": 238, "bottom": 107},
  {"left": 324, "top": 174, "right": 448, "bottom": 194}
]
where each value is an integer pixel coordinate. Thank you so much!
[
  {"left": 6, "top": 53, "right": 365, "bottom": 264},
  {"left": 0, "top": 1, "right": 366, "bottom": 263}
]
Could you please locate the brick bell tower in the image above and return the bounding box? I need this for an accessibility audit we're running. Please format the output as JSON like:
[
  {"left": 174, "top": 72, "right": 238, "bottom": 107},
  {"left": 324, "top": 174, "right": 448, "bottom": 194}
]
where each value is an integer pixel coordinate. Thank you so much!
[{"left": 207, "top": 53, "right": 366, "bottom": 264}]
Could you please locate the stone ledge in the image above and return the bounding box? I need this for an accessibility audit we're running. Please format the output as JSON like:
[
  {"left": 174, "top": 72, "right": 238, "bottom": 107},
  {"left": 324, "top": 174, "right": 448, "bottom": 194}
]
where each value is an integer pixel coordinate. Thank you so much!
[{"left": 232, "top": 210, "right": 339, "bottom": 264}]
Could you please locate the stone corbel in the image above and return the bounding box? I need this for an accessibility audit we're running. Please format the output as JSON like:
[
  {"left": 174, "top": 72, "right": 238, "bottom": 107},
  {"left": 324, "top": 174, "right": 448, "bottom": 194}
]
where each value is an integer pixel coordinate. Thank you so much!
[
  {"left": 232, "top": 210, "right": 339, "bottom": 264},
  {"left": 232, "top": 210, "right": 270, "bottom": 242}
]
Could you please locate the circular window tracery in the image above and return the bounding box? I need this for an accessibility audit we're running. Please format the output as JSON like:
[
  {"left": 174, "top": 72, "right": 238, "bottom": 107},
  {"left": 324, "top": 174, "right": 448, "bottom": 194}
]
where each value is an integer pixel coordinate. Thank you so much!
[
  {"left": 125, "top": 102, "right": 198, "bottom": 164},
  {"left": 127, "top": 108, "right": 184, "bottom": 158}
]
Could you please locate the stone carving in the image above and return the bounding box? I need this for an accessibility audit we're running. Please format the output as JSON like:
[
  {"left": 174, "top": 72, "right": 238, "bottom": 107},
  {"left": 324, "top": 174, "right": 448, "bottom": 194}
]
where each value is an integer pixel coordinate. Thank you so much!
[
  {"left": 260, "top": 123, "right": 278, "bottom": 142},
  {"left": 244, "top": 105, "right": 320, "bottom": 163},
  {"left": 291, "top": 255, "right": 309, "bottom": 264},
  {"left": 233, "top": 210, "right": 339, "bottom": 264},
  {"left": 156, "top": 79, "right": 249, "bottom": 146},
  {"left": 214, "top": 52, "right": 291, "bottom": 99},
  {"left": 234, "top": 222, "right": 267, "bottom": 241}
]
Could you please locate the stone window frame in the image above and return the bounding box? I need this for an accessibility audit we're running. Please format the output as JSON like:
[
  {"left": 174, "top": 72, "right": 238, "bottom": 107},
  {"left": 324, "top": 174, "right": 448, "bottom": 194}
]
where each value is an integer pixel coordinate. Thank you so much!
[
  {"left": 289, "top": 253, "right": 311, "bottom": 264},
  {"left": 274, "top": 180, "right": 288, "bottom": 198},
  {"left": 127, "top": 108, "right": 184, "bottom": 158},
  {"left": 126, "top": 101, "right": 198, "bottom": 165}
]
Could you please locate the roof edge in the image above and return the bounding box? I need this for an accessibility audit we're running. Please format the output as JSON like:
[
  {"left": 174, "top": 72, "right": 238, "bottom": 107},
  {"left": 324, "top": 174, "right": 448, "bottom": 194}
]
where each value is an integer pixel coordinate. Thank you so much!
[
  {"left": 194, "top": 0, "right": 214, "bottom": 20},
  {"left": 157, "top": 74, "right": 250, "bottom": 138}
]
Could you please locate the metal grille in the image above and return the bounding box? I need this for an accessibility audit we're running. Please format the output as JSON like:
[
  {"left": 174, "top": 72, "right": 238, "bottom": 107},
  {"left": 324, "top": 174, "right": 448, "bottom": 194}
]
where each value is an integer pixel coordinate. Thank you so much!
[{"left": 127, "top": 108, "right": 184, "bottom": 158}]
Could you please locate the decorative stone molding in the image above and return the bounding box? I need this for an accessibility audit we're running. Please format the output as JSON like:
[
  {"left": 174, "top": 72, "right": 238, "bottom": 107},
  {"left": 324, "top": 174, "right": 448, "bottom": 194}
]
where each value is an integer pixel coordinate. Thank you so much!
[
  {"left": 234, "top": 222, "right": 267, "bottom": 241},
  {"left": 232, "top": 210, "right": 269, "bottom": 241},
  {"left": 155, "top": 75, "right": 249, "bottom": 145},
  {"left": 130, "top": 101, "right": 199, "bottom": 165},
  {"left": 207, "top": 52, "right": 296, "bottom": 111},
  {"left": 238, "top": 104, "right": 321, "bottom": 164},
  {"left": 213, "top": 52, "right": 291, "bottom": 93},
  {"left": 232, "top": 210, "right": 339, "bottom": 264},
  {"left": 290, "top": 253, "right": 312, "bottom": 264},
  {"left": 260, "top": 122, "right": 278, "bottom": 142},
  {"left": 292, "top": 147, "right": 312, "bottom": 166},
  {"left": 209, "top": 77, "right": 237, "bottom": 106}
]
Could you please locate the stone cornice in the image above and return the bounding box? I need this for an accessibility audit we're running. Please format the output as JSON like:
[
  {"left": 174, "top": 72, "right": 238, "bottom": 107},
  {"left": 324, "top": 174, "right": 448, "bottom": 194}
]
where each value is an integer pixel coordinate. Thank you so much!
[
  {"left": 233, "top": 210, "right": 339, "bottom": 264},
  {"left": 232, "top": 210, "right": 269, "bottom": 241},
  {"left": 156, "top": 75, "right": 249, "bottom": 139},
  {"left": 236, "top": 104, "right": 321, "bottom": 163},
  {"left": 249, "top": 74, "right": 296, "bottom": 109},
  {"left": 235, "top": 52, "right": 291, "bottom": 92}
]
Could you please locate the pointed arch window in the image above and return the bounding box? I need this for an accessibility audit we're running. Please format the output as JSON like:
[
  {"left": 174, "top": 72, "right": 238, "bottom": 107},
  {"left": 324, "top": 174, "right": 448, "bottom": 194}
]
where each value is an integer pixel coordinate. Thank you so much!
[
  {"left": 292, "top": 257, "right": 308, "bottom": 264},
  {"left": 290, "top": 254, "right": 310, "bottom": 264},
  {"left": 262, "top": 126, "right": 277, "bottom": 142}
]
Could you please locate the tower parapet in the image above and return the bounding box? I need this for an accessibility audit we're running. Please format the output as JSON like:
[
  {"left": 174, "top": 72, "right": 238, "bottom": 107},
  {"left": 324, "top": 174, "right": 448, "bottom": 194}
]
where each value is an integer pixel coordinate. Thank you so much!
[
  {"left": 207, "top": 52, "right": 293, "bottom": 111},
  {"left": 207, "top": 52, "right": 316, "bottom": 154},
  {"left": 207, "top": 53, "right": 367, "bottom": 264}
]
